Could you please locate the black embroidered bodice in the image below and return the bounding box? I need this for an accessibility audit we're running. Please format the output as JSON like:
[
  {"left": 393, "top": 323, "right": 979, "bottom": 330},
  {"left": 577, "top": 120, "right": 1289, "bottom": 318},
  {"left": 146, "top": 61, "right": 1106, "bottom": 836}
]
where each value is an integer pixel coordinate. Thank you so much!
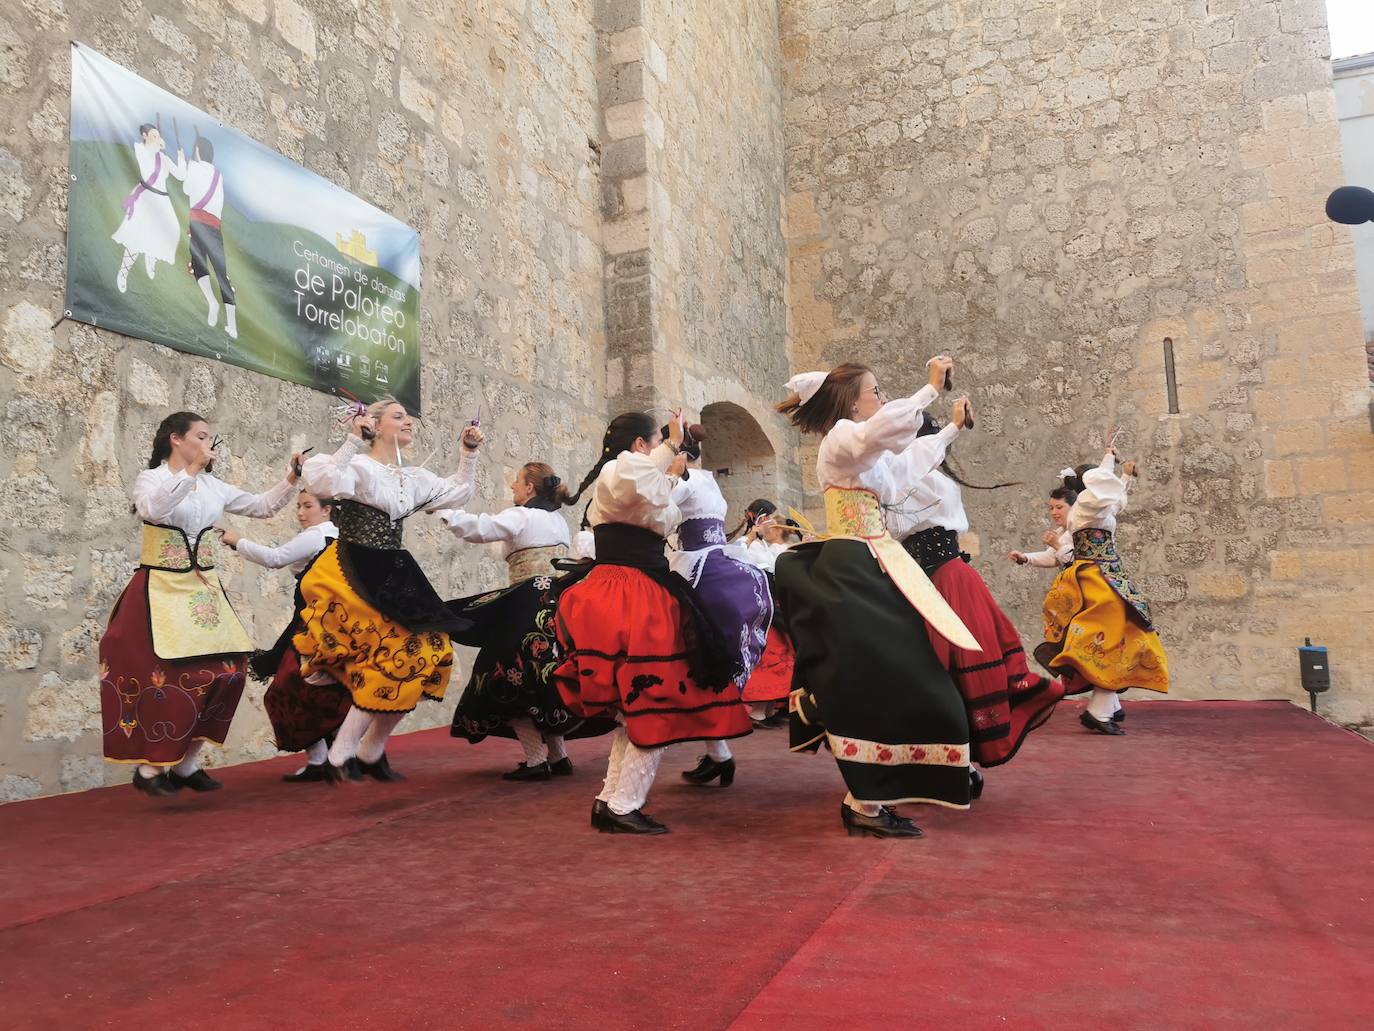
[{"left": 333, "top": 499, "right": 404, "bottom": 550}]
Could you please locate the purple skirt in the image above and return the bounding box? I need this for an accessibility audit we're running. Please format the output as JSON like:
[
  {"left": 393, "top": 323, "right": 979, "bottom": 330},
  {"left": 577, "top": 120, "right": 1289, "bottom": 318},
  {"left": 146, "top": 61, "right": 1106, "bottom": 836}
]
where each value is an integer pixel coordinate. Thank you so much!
[{"left": 673, "top": 540, "right": 773, "bottom": 690}]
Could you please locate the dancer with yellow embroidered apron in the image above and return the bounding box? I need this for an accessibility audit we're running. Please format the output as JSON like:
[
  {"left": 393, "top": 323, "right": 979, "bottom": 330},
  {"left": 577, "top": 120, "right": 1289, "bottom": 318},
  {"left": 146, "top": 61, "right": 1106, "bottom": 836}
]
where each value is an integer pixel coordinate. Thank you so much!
[
  {"left": 444, "top": 463, "right": 612, "bottom": 780},
  {"left": 1034, "top": 451, "right": 1170, "bottom": 733},
  {"left": 882, "top": 405, "right": 1064, "bottom": 796},
  {"left": 296, "top": 400, "right": 482, "bottom": 781},
  {"left": 552, "top": 413, "right": 752, "bottom": 835},
  {"left": 100, "top": 411, "right": 300, "bottom": 796},
  {"left": 773, "top": 358, "right": 980, "bottom": 838},
  {"left": 216, "top": 490, "right": 349, "bottom": 783}
]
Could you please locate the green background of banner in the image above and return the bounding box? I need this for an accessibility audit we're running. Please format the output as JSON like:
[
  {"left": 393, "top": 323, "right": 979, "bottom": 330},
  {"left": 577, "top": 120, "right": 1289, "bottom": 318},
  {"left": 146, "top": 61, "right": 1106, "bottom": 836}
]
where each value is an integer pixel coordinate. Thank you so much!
[{"left": 66, "top": 119, "right": 421, "bottom": 412}]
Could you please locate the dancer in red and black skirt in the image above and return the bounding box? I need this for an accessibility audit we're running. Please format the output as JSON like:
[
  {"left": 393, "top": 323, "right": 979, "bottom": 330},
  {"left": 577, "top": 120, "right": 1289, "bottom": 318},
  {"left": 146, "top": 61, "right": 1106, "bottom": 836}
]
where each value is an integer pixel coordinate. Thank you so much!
[
  {"left": 216, "top": 490, "right": 349, "bottom": 783},
  {"left": 774, "top": 358, "right": 979, "bottom": 838},
  {"left": 553, "top": 413, "right": 752, "bottom": 834},
  {"left": 444, "top": 462, "right": 613, "bottom": 780},
  {"left": 101, "top": 411, "right": 301, "bottom": 796},
  {"left": 882, "top": 402, "right": 1065, "bottom": 798}
]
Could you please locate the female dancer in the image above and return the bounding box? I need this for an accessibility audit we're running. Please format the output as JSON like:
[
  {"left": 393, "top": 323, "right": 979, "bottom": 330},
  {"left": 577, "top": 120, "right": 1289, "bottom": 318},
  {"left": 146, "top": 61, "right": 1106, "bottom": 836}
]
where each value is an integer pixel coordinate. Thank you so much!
[
  {"left": 1008, "top": 486, "right": 1076, "bottom": 569},
  {"left": 883, "top": 405, "right": 1065, "bottom": 793},
  {"left": 296, "top": 399, "right": 483, "bottom": 780},
  {"left": 553, "top": 413, "right": 752, "bottom": 834},
  {"left": 216, "top": 490, "right": 348, "bottom": 783},
  {"left": 774, "top": 358, "right": 977, "bottom": 838},
  {"left": 1034, "top": 450, "right": 1170, "bottom": 734},
  {"left": 101, "top": 411, "right": 300, "bottom": 796},
  {"left": 113, "top": 122, "right": 185, "bottom": 293},
  {"left": 738, "top": 506, "right": 801, "bottom": 728},
  {"left": 667, "top": 427, "right": 772, "bottom": 787},
  {"left": 445, "top": 463, "right": 610, "bottom": 780}
]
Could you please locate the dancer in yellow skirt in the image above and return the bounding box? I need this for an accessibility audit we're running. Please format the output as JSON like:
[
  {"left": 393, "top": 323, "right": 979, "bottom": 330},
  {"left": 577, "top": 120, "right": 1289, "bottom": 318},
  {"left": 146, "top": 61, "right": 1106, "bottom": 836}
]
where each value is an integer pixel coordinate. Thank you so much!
[
  {"left": 295, "top": 399, "right": 483, "bottom": 780},
  {"left": 1033, "top": 449, "right": 1169, "bottom": 735}
]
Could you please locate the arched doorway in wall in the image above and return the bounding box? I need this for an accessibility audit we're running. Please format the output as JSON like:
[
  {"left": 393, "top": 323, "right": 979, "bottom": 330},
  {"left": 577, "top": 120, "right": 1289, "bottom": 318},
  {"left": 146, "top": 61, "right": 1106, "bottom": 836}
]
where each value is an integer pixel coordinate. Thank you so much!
[{"left": 700, "top": 401, "right": 778, "bottom": 531}]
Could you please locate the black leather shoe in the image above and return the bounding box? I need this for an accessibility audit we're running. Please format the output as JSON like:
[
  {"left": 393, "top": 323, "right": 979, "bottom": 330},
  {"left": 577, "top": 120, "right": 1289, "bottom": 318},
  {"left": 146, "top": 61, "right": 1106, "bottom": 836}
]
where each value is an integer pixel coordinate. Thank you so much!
[
  {"left": 167, "top": 769, "right": 222, "bottom": 792},
  {"left": 282, "top": 763, "right": 341, "bottom": 783},
  {"left": 841, "top": 803, "right": 923, "bottom": 838},
  {"left": 336, "top": 757, "right": 364, "bottom": 782},
  {"left": 131, "top": 771, "right": 178, "bottom": 797},
  {"left": 681, "top": 755, "right": 736, "bottom": 787},
  {"left": 1112, "top": 708, "right": 1126, "bottom": 723},
  {"left": 591, "top": 799, "right": 610, "bottom": 828},
  {"left": 549, "top": 757, "right": 574, "bottom": 777},
  {"left": 502, "top": 761, "right": 552, "bottom": 781},
  {"left": 760, "top": 711, "right": 788, "bottom": 729},
  {"left": 356, "top": 754, "right": 407, "bottom": 782},
  {"left": 1080, "top": 712, "right": 1126, "bottom": 736},
  {"left": 597, "top": 808, "right": 669, "bottom": 835},
  {"left": 970, "top": 768, "right": 984, "bottom": 801}
]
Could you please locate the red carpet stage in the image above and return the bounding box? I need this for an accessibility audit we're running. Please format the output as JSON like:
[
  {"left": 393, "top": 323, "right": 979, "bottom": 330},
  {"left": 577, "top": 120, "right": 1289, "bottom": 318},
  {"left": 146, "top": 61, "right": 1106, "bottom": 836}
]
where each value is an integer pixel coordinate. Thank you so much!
[{"left": 1, "top": 700, "right": 1370, "bottom": 1028}]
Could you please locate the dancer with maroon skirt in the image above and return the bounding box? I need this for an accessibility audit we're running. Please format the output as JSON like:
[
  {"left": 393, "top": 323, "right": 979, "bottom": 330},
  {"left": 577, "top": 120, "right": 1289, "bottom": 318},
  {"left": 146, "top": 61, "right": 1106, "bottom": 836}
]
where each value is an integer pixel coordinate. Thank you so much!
[
  {"left": 216, "top": 490, "right": 349, "bottom": 783},
  {"left": 553, "top": 412, "right": 752, "bottom": 834},
  {"left": 882, "top": 402, "right": 1065, "bottom": 797},
  {"left": 100, "top": 411, "right": 300, "bottom": 796}
]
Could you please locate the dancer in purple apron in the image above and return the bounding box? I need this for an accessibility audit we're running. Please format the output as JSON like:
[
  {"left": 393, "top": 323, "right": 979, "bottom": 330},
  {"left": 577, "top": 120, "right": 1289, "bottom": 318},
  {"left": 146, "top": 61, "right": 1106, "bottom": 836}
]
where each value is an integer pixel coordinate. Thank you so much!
[
  {"left": 216, "top": 491, "right": 350, "bottom": 783},
  {"left": 667, "top": 425, "right": 773, "bottom": 788},
  {"left": 101, "top": 411, "right": 300, "bottom": 797},
  {"left": 113, "top": 123, "right": 185, "bottom": 293}
]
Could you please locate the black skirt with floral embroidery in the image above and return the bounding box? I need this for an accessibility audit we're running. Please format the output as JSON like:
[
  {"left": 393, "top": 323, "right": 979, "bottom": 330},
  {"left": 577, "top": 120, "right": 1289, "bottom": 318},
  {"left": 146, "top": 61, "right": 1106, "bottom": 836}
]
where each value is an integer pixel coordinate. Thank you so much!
[{"left": 449, "top": 575, "right": 614, "bottom": 743}]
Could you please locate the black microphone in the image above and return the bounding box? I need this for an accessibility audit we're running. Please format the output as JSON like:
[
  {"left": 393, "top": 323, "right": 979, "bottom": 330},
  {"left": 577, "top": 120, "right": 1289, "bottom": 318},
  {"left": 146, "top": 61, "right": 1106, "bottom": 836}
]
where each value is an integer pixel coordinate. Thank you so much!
[{"left": 1325, "top": 186, "right": 1374, "bottom": 226}]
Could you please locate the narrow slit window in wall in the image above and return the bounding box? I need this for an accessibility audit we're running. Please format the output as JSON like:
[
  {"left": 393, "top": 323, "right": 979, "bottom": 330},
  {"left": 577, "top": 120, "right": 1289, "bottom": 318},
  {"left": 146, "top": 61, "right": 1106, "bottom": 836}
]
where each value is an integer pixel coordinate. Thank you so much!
[{"left": 1163, "top": 337, "right": 1180, "bottom": 414}]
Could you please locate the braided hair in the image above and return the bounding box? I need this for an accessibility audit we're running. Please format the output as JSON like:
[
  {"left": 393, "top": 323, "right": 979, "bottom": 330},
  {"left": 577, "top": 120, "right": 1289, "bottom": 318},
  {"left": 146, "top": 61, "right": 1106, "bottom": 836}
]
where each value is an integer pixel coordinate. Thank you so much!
[
  {"left": 563, "top": 412, "right": 659, "bottom": 508},
  {"left": 916, "top": 411, "right": 1020, "bottom": 491}
]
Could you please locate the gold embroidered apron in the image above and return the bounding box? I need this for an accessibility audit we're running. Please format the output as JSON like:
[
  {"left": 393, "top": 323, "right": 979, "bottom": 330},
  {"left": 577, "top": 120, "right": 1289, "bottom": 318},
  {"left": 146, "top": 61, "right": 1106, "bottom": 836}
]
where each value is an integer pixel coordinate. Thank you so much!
[
  {"left": 506, "top": 543, "right": 567, "bottom": 582},
  {"left": 821, "top": 488, "right": 981, "bottom": 653},
  {"left": 140, "top": 524, "right": 253, "bottom": 660}
]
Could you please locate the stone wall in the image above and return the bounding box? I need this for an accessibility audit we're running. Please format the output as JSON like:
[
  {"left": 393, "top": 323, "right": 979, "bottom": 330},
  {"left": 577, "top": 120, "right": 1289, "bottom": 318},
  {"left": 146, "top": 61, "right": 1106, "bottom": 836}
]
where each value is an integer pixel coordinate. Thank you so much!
[
  {"left": 598, "top": 0, "right": 799, "bottom": 510},
  {"left": 0, "top": 0, "right": 609, "bottom": 799},
  {"left": 781, "top": 0, "right": 1374, "bottom": 728}
]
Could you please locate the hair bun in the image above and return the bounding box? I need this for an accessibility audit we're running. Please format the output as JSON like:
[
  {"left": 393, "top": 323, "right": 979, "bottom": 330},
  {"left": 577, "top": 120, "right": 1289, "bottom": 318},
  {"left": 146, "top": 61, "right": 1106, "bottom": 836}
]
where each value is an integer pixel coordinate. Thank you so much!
[{"left": 542, "top": 475, "right": 561, "bottom": 490}]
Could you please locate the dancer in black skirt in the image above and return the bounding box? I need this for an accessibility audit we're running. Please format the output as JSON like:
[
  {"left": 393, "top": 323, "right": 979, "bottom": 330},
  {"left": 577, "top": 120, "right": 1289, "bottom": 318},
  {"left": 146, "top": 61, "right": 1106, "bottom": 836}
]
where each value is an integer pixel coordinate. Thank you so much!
[
  {"left": 444, "top": 462, "right": 612, "bottom": 780},
  {"left": 774, "top": 357, "right": 979, "bottom": 838}
]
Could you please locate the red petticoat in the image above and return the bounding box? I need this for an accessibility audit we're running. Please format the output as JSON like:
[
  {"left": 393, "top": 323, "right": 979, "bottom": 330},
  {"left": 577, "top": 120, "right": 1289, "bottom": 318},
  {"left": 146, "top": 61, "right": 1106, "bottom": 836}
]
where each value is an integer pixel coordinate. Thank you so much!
[
  {"left": 924, "top": 560, "right": 1064, "bottom": 768},
  {"left": 552, "top": 565, "right": 753, "bottom": 748},
  {"left": 99, "top": 569, "right": 247, "bottom": 766},
  {"left": 262, "top": 646, "right": 352, "bottom": 753},
  {"left": 741, "top": 626, "right": 794, "bottom": 704}
]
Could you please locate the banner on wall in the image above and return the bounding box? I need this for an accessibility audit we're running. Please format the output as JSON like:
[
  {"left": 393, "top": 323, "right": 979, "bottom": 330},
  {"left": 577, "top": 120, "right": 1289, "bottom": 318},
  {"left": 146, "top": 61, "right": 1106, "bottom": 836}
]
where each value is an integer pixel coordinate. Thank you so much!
[{"left": 64, "top": 43, "right": 423, "bottom": 412}]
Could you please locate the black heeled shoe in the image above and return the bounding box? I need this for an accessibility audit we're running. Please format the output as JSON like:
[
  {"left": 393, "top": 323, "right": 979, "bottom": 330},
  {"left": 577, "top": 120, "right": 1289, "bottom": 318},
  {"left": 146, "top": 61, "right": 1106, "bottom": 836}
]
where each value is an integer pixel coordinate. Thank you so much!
[
  {"left": 596, "top": 807, "right": 669, "bottom": 835},
  {"left": 167, "top": 769, "right": 222, "bottom": 792},
  {"left": 334, "top": 757, "right": 364, "bottom": 782},
  {"left": 356, "top": 754, "right": 407, "bottom": 782},
  {"left": 1112, "top": 708, "right": 1126, "bottom": 723},
  {"left": 1079, "top": 712, "right": 1126, "bottom": 736},
  {"left": 841, "top": 803, "right": 923, "bottom": 838},
  {"left": 549, "top": 757, "right": 574, "bottom": 777},
  {"left": 970, "top": 768, "right": 984, "bottom": 801},
  {"left": 502, "top": 761, "right": 552, "bottom": 782},
  {"left": 131, "top": 771, "right": 178, "bottom": 797},
  {"left": 681, "top": 755, "right": 735, "bottom": 787},
  {"left": 591, "top": 799, "right": 610, "bottom": 828},
  {"left": 282, "top": 763, "right": 341, "bottom": 783}
]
